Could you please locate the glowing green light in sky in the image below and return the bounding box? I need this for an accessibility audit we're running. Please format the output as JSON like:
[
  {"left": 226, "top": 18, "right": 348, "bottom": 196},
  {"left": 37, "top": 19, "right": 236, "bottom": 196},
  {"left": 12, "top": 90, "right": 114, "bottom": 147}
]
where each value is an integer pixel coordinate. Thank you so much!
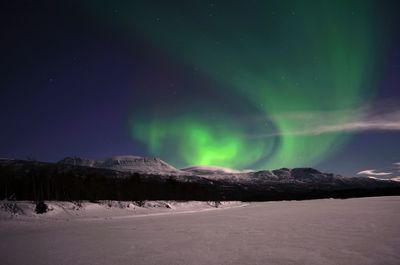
[
  {"left": 91, "top": 0, "right": 386, "bottom": 169},
  {"left": 132, "top": 116, "right": 274, "bottom": 168}
]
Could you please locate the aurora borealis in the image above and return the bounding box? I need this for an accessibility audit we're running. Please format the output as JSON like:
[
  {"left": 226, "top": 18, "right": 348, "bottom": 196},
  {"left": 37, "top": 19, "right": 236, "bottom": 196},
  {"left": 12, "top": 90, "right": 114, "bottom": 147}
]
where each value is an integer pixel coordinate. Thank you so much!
[
  {"left": 95, "top": 0, "right": 390, "bottom": 169},
  {"left": 1, "top": 0, "right": 400, "bottom": 175}
]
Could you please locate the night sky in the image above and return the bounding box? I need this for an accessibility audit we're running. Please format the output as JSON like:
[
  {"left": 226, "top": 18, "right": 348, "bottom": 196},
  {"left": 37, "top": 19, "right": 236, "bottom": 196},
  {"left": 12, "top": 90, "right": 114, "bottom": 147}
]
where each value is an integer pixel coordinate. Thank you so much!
[{"left": 1, "top": 0, "right": 400, "bottom": 176}]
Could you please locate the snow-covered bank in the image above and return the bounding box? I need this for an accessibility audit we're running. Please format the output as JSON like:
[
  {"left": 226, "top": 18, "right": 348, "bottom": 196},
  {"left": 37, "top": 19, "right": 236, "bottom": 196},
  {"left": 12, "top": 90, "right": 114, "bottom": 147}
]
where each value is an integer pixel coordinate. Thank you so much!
[
  {"left": 1, "top": 197, "right": 399, "bottom": 265},
  {"left": 0, "top": 200, "right": 245, "bottom": 221}
]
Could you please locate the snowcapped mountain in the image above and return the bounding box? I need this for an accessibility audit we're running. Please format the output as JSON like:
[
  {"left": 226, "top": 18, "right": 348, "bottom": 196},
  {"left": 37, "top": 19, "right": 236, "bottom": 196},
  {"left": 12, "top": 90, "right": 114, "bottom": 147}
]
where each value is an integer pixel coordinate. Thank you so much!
[
  {"left": 57, "top": 155, "right": 400, "bottom": 186},
  {"left": 58, "top": 155, "right": 182, "bottom": 174},
  {"left": 180, "top": 166, "right": 341, "bottom": 185}
]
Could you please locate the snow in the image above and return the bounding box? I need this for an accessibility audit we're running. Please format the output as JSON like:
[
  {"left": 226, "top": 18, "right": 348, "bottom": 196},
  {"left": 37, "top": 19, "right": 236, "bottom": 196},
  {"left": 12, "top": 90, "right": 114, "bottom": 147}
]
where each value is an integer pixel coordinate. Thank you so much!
[
  {"left": 0, "top": 197, "right": 399, "bottom": 265},
  {"left": 0, "top": 200, "right": 243, "bottom": 221},
  {"left": 59, "top": 155, "right": 183, "bottom": 174}
]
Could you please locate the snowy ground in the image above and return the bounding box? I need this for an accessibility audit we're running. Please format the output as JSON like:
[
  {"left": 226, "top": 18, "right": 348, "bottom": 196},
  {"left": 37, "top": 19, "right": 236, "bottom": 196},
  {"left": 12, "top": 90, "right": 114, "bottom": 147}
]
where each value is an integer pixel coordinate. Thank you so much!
[
  {"left": 0, "top": 197, "right": 399, "bottom": 265},
  {"left": 0, "top": 200, "right": 243, "bottom": 221}
]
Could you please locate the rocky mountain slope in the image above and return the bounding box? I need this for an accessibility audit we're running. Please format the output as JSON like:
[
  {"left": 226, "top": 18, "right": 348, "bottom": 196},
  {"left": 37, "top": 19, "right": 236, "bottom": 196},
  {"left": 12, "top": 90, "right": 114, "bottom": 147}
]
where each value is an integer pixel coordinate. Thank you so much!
[{"left": 59, "top": 155, "right": 182, "bottom": 174}]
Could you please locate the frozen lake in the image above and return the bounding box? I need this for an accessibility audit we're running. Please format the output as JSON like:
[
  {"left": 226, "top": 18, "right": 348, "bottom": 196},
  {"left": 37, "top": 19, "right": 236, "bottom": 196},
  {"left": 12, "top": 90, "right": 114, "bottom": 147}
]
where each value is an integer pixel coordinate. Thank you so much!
[{"left": 1, "top": 196, "right": 399, "bottom": 265}]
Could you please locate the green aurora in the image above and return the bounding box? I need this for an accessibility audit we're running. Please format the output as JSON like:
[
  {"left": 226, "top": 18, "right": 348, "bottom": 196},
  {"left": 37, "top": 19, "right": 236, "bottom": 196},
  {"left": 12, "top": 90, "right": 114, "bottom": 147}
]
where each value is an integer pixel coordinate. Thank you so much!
[{"left": 91, "top": 1, "right": 388, "bottom": 169}]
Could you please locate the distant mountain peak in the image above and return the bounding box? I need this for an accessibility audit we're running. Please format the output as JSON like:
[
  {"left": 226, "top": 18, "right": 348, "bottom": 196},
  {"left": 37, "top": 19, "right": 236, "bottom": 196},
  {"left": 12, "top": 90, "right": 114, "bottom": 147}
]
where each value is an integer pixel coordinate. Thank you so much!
[{"left": 58, "top": 155, "right": 180, "bottom": 174}]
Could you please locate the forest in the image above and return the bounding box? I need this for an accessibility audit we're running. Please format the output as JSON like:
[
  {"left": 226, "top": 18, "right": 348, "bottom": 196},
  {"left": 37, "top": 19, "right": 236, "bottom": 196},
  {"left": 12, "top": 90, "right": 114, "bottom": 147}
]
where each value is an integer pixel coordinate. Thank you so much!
[{"left": 1, "top": 159, "right": 400, "bottom": 202}]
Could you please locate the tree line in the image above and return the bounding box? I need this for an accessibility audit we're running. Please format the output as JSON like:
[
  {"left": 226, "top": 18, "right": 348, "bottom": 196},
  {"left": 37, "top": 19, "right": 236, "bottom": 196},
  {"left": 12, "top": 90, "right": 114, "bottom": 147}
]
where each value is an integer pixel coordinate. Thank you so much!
[{"left": 1, "top": 160, "right": 400, "bottom": 202}]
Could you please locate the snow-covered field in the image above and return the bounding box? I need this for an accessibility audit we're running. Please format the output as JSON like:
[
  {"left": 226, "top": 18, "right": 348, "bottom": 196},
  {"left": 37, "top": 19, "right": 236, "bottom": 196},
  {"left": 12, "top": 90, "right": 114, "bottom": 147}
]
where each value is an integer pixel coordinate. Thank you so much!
[
  {"left": 0, "top": 197, "right": 399, "bottom": 265},
  {"left": 0, "top": 200, "right": 243, "bottom": 221}
]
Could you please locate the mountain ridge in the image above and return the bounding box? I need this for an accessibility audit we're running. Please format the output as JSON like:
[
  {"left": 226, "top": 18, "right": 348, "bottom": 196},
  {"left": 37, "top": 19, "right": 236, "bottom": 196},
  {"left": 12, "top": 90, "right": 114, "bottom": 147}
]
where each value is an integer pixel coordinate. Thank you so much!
[
  {"left": 58, "top": 155, "right": 182, "bottom": 174},
  {"left": 1, "top": 156, "right": 400, "bottom": 202}
]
